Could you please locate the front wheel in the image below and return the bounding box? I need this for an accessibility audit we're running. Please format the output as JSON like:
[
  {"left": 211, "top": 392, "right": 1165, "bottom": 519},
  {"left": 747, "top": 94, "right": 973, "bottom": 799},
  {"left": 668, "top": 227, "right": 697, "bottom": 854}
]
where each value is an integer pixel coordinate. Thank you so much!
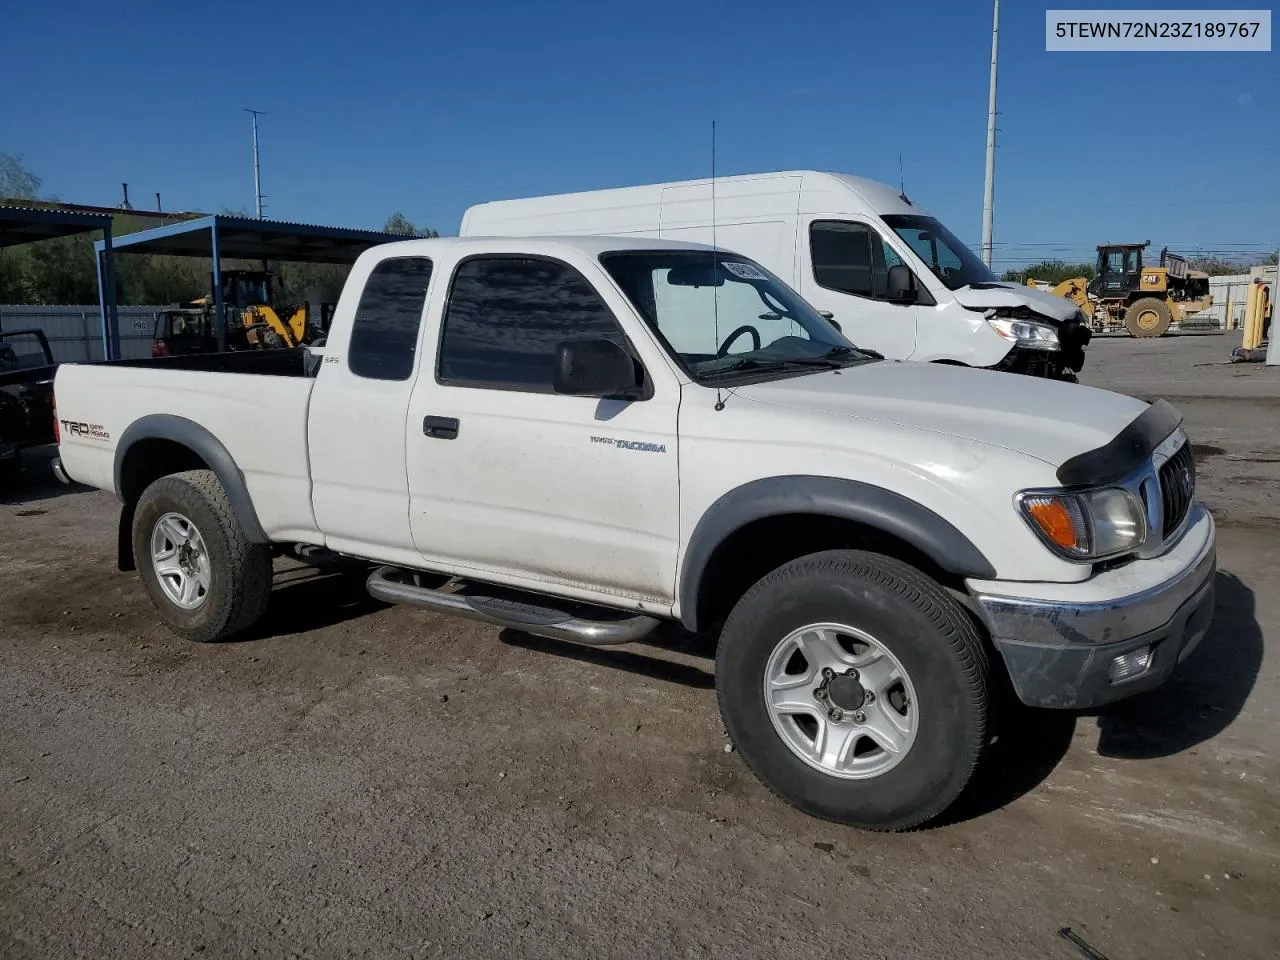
[
  {"left": 132, "top": 469, "right": 273, "bottom": 642},
  {"left": 1125, "top": 297, "right": 1173, "bottom": 338},
  {"left": 715, "top": 550, "right": 989, "bottom": 830}
]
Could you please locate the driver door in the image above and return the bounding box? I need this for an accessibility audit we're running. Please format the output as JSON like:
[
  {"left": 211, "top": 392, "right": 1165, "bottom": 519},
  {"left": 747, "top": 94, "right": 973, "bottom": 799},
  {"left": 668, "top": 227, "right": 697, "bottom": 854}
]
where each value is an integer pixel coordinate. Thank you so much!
[{"left": 800, "top": 219, "right": 919, "bottom": 359}]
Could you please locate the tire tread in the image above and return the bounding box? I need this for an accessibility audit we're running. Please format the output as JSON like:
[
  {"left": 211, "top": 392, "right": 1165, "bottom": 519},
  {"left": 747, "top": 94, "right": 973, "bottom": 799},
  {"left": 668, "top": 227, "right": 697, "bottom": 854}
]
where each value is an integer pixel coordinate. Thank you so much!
[
  {"left": 134, "top": 469, "right": 272, "bottom": 642},
  {"left": 715, "top": 550, "right": 989, "bottom": 831}
]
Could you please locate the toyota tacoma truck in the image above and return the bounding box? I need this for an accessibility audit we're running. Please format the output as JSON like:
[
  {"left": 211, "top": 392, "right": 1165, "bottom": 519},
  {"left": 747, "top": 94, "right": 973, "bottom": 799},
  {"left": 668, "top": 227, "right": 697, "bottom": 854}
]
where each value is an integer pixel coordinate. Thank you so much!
[{"left": 54, "top": 236, "right": 1215, "bottom": 830}]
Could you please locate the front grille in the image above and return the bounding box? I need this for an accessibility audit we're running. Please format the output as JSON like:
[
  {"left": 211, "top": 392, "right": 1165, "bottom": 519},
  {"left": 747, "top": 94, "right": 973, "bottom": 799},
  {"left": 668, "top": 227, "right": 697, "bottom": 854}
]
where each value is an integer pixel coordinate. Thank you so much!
[{"left": 1158, "top": 442, "right": 1195, "bottom": 536}]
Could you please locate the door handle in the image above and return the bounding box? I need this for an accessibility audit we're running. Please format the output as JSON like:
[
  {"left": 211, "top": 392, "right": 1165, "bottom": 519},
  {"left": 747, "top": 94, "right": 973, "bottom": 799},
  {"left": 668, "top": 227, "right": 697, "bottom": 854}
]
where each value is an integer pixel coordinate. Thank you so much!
[{"left": 422, "top": 415, "right": 459, "bottom": 440}]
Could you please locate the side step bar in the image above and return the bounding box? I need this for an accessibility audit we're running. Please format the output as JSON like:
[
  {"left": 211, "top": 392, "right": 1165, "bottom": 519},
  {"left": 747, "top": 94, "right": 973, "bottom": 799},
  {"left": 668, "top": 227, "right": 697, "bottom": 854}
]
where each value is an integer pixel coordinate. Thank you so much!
[{"left": 366, "top": 566, "right": 659, "bottom": 646}]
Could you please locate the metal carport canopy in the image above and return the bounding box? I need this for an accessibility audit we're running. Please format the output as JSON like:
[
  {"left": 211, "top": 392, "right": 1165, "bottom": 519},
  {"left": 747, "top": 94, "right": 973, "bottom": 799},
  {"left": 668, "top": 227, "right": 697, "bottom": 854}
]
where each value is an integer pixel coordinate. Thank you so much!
[
  {"left": 0, "top": 205, "right": 114, "bottom": 248},
  {"left": 98, "top": 214, "right": 411, "bottom": 263},
  {"left": 1, "top": 206, "right": 118, "bottom": 358},
  {"left": 94, "top": 214, "right": 414, "bottom": 353}
]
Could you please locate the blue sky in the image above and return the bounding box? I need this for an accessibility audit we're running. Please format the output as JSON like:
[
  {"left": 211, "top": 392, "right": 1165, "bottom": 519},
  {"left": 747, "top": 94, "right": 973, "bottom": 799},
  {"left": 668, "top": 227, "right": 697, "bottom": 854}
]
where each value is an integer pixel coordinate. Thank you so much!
[{"left": 3, "top": 0, "right": 1276, "bottom": 267}]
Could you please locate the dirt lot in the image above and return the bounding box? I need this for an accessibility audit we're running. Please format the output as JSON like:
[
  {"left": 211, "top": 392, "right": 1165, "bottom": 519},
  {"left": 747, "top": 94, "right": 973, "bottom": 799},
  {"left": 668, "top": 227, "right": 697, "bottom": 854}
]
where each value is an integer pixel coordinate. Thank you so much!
[{"left": 2, "top": 335, "right": 1278, "bottom": 960}]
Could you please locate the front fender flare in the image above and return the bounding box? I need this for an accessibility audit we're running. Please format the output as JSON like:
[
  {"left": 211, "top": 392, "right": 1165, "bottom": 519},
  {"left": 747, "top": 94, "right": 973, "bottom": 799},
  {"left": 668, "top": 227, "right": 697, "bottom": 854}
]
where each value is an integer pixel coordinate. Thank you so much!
[{"left": 677, "top": 475, "right": 996, "bottom": 632}]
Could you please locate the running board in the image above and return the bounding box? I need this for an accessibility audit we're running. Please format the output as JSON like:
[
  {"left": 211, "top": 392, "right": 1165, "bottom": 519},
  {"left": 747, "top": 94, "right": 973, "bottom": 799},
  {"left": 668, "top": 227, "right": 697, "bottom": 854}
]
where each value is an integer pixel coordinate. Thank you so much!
[{"left": 366, "top": 566, "right": 659, "bottom": 646}]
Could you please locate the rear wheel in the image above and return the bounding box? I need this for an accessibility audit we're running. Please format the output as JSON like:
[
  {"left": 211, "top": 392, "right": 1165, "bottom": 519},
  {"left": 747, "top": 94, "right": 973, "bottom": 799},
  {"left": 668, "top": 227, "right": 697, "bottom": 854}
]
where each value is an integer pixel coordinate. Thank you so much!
[
  {"left": 1125, "top": 297, "right": 1173, "bottom": 338},
  {"left": 132, "top": 469, "right": 272, "bottom": 642},
  {"left": 715, "top": 550, "right": 989, "bottom": 830}
]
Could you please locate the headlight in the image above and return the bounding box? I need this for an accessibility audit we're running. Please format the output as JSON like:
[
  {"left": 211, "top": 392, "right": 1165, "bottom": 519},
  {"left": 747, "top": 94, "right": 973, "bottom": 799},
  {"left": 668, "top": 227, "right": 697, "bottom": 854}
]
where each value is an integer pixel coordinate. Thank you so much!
[
  {"left": 987, "top": 317, "right": 1060, "bottom": 351},
  {"left": 1016, "top": 486, "right": 1147, "bottom": 561}
]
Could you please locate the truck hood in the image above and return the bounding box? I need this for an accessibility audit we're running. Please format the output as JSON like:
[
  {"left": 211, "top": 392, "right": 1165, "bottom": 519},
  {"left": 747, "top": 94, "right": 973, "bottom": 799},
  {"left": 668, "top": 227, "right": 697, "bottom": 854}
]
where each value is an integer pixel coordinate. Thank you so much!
[
  {"left": 951, "top": 281, "right": 1082, "bottom": 323},
  {"left": 734, "top": 362, "right": 1150, "bottom": 469}
]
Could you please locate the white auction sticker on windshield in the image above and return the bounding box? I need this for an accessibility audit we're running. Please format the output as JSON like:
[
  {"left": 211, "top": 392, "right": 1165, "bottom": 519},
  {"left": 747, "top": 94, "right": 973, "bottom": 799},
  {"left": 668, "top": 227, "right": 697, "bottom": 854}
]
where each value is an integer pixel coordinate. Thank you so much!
[{"left": 721, "top": 261, "right": 767, "bottom": 280}]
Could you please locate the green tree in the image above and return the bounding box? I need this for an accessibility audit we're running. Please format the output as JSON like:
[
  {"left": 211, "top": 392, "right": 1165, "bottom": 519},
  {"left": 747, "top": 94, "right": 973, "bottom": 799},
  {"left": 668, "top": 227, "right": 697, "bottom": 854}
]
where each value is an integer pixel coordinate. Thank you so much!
[
  {"left": 1000, "top": 260, "right": 1094, "bottom": 285},
  {"left": 383, "top": 212, "right": 438, "bottom": 238},
  {"left": 0, "top": 152, "right": 41, "bottom": 200}
]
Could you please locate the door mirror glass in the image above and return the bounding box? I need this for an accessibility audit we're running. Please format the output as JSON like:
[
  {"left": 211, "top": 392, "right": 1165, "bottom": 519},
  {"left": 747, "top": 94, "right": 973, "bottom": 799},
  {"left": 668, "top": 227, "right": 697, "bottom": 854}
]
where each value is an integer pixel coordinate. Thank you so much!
[
  {"left": 553, "top": 339, "right": 641, "bottom": 398},
  {"left": 885, "top": 265, "right": 918, "bottom": 304}
]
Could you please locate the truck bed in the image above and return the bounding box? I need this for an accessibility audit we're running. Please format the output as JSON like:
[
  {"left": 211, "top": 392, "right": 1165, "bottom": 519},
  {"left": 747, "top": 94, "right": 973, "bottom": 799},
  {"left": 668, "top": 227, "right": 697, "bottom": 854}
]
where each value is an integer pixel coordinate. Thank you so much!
[
  {"left": 54, "top": 350, "right": 321, "bottom": 541},
  {"left": 110, "top": 348, "right": 317, "bottom": 377}
]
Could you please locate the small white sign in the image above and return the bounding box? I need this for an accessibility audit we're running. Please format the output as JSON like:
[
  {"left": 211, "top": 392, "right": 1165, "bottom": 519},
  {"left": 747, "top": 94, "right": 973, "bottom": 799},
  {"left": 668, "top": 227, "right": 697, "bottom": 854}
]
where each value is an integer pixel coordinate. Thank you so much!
[
  {"left": 721, "top": 261, "right": 768, "bottom": 281},
  {"left": 1046, "top": 10, "right": 1271, "bottom": 51}
]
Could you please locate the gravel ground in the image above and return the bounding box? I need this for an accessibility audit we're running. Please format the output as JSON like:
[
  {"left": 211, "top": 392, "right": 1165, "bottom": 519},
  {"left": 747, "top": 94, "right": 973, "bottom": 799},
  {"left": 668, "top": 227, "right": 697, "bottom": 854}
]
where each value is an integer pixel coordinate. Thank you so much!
[{"left": 2, "top": 334, "right": 1278, "bottom": 959}]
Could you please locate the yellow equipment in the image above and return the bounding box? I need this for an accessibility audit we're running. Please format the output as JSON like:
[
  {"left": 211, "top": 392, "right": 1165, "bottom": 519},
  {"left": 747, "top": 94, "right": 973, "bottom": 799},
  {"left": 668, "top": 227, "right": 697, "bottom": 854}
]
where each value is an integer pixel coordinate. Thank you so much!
[
  {"left": 1027, "top": 243, "right": 1213, "bottom": 338},
  {"left": 208, "top": 270, "right": 327, "bottom": 350},
  {"left": 1242, "top": 278, "right": 1273, "bottom": 352},
  {"left": 242, "top": 303, "right": 311, "bottom": 348}
]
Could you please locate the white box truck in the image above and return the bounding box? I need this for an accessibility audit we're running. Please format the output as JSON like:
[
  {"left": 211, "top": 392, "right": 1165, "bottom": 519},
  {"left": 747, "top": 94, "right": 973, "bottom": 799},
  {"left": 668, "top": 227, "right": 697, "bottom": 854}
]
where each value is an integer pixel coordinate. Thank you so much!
[{"left": 461, "top": 170, "right": 1092, "bottom": 379}]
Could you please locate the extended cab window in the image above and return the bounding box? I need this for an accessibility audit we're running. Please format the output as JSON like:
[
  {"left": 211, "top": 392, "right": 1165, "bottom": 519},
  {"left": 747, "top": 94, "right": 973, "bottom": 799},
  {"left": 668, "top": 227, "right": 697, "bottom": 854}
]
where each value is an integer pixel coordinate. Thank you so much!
[
  {"left": 810, "top": 221, "right": 904, "bottom": 300},
  {"left": 439, "top": 256, "right": 629, "bottom": 392},
  {"left": 348, "top": 257, "right": 434, "bottom": 381}
]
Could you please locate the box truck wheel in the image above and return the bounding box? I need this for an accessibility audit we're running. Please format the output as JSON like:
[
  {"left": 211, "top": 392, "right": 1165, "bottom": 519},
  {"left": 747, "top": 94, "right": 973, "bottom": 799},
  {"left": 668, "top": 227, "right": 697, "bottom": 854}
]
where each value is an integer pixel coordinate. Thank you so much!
[
  {"left": 132, "top": 469, "right": 272, "bottom": 643},
  {"left": 715, "top": 550, "right": 989, "bottom": 830}
]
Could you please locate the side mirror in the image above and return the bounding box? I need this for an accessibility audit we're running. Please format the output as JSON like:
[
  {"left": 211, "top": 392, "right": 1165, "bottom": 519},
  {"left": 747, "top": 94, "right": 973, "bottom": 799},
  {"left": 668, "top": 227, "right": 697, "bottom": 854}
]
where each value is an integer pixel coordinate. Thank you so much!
[
  {"left": 817, "top": 309, "right": 841, "bottom": 331},
  {"left": 885, "top": 264, "right": 918, "bottom": 304},
  {"left": 553, "top": 339, "right": 642, "bottom": 398}
]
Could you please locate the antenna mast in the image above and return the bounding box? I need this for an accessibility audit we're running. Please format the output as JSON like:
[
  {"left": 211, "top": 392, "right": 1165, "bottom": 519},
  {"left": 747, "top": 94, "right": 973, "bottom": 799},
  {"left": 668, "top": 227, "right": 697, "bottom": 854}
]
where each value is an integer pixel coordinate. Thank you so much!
[
  {"left": 711, "top": 120, "right": 724, "bottom": 411},
  {"left": 244, "top": 108, "right": 267, "bottom": 218}
]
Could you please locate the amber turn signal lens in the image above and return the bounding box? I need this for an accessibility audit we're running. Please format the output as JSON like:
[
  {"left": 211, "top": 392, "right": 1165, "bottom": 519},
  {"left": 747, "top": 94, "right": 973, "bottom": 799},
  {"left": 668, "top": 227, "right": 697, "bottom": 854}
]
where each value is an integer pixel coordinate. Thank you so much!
[{"left": 1024, "top": 497, "right": 1081, "bottom": 551}]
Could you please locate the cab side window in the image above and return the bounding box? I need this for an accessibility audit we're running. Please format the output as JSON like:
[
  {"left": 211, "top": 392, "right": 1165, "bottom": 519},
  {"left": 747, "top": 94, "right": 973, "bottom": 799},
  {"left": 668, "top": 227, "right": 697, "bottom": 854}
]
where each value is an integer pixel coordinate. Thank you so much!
[
  {"left": 811, "top": 221, "right": 904, "bottom": 301},
  {"left": 439, "top": 256, "right": 632, "bottom": 392},
  {"left": 348, "top": 257, "right": 434, "bottom": 381}
]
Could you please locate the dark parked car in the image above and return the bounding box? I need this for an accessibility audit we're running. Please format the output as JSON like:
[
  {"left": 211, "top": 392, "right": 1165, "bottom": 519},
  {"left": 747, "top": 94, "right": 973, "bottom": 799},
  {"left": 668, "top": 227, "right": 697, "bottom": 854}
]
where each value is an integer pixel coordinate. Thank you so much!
[{"left": 0, "top": 329, "right": 57, "bottom": 486}]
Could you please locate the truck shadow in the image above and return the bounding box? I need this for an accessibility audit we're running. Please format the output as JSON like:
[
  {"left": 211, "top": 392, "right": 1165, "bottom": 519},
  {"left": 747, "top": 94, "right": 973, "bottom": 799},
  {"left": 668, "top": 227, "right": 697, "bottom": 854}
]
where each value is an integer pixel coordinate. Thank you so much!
[
  {"left": 1091, "top": 571, "right": 1262, "bottom": 759},
  {"left": 0, "top": 448, "right": 95, "bottom": 506},
  {"left": 943, "top": 570, "right": 1261, "bottom": 824},
  {"left": 239, "top": 568, "right": 387, "bottom": 641},
  {"left": 497, "top": 628, "right": 716, "bottom": 689},
  {"left": 938, "top": 701, "right": 1078, "bottom": 827}
]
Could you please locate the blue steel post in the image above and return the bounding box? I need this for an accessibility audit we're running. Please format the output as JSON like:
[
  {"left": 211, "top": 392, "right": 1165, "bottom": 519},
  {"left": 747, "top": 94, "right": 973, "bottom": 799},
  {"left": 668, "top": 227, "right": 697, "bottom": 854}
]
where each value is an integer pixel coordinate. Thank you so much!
[
  {"left": 95, "top": 242, "right": 107, "bottom": 359},
  {"left": 211, "top": 222, "right": 226, "bottom": 352},
  {"left": 102, "top": 223, "right": 120, "bottom": 359}
]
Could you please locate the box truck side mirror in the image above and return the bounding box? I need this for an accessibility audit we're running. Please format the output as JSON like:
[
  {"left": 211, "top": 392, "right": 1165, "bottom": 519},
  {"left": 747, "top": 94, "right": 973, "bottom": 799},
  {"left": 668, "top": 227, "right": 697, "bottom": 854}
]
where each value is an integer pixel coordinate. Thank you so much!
[{"left": 885, "top": 265, "right": 918, "bottom": 305}]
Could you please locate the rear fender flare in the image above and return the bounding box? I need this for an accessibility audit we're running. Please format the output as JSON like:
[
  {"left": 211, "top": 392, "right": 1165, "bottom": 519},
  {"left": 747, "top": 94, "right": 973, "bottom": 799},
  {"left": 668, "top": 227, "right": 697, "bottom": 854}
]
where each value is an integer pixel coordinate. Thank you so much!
[{"left": 113, "top": 415, "right": 267, "bottom": 562}]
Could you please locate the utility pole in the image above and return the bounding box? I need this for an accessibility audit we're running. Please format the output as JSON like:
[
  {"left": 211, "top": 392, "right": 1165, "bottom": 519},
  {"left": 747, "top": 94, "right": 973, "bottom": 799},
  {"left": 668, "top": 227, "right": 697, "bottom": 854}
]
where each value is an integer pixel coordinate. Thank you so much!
[
  {"left": 244, "top": 108, "right": 266, "bottom": 218},
  {"left": 981, "top": 0, "right": 999, "bottom": 267}
]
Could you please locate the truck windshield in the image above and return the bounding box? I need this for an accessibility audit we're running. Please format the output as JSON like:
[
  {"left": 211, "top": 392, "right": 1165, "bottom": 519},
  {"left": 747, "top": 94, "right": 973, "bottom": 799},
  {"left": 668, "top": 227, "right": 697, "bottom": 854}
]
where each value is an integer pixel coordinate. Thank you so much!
[
  {"left": 881, "top": 214, "right": 998, "bottom": 291},
  {"left": 600, "top": 250, "right": 873, "bottom": 384}
]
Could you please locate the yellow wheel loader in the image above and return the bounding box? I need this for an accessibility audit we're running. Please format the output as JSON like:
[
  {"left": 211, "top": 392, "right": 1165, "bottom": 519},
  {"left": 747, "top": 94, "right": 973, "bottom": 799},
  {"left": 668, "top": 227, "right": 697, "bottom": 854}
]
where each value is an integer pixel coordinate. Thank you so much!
[
  {"left": 170, "top": 271, "right": 333, "bottom": 353},
  {"left": 1028, "top": 243, "right": 1212, "bottom": 338}
]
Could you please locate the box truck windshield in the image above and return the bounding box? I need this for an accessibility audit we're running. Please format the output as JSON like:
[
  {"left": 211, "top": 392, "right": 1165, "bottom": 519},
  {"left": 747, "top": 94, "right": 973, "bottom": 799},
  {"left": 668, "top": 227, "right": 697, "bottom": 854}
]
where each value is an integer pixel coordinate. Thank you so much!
[{"left": 881, "top": 214, "right": 1000, "bottom": 291}]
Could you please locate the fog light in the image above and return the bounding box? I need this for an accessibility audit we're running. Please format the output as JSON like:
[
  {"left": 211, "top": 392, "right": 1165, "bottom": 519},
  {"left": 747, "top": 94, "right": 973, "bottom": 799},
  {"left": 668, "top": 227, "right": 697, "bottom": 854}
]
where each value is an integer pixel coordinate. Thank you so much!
[{"left": 1108, "top": 647, "right": 1153, "bottom": 682}]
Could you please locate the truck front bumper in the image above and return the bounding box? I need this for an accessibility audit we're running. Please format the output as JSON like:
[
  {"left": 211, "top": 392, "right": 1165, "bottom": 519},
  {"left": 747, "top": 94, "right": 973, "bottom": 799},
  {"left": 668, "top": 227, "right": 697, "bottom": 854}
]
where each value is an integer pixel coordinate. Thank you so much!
[{"left": 968, "top": 505, "right": 1216, "bottom": 709}]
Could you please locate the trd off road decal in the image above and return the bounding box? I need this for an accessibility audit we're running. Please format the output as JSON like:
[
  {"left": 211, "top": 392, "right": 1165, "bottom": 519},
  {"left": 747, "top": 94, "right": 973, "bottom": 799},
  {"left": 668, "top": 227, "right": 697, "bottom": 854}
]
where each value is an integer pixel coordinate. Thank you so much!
[{"left": 59, "top": 420, "right": 110, "bottom": 441}]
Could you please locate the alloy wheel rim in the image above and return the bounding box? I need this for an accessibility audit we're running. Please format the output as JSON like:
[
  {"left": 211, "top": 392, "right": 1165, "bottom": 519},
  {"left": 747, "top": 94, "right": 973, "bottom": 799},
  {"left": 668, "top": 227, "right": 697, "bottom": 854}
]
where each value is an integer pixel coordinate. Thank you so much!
[
  {"left": 763, "top": 622, "right": 918, "bottom": 779},
  {"left": 150, "top": 511, "right": 211, "bottom": 610}
]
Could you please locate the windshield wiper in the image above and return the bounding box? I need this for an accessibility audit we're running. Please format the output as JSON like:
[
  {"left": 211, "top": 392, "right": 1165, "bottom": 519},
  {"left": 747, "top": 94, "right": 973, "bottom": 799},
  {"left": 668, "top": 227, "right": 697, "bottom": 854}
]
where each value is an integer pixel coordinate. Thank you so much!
[
  {"left": 780, "top": 345, "right": 883, "bottom": 367},
  {"left": 697, "top": 357, "right": 789, "bottom": 381},
  {"left": 829, "top": 344, "right": 884, "bottom": 361}
]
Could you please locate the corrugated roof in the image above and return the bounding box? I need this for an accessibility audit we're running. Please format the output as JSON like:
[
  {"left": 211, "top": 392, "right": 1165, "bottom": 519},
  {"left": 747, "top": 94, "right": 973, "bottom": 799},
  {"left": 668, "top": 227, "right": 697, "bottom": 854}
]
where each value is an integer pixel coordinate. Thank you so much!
[
  {"left": 0, "top": 205, "right": 114, "bottom": 248},
  {"left": 96, "top": 214, "right": 419, "bottom": 264}
]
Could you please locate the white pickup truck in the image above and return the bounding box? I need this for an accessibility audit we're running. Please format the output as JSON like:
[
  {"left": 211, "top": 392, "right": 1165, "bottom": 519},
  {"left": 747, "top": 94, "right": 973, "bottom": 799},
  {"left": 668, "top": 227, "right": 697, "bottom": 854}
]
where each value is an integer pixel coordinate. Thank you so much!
[{"left": 55, "top": 235, "right": 1216, "bottom": 830}]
